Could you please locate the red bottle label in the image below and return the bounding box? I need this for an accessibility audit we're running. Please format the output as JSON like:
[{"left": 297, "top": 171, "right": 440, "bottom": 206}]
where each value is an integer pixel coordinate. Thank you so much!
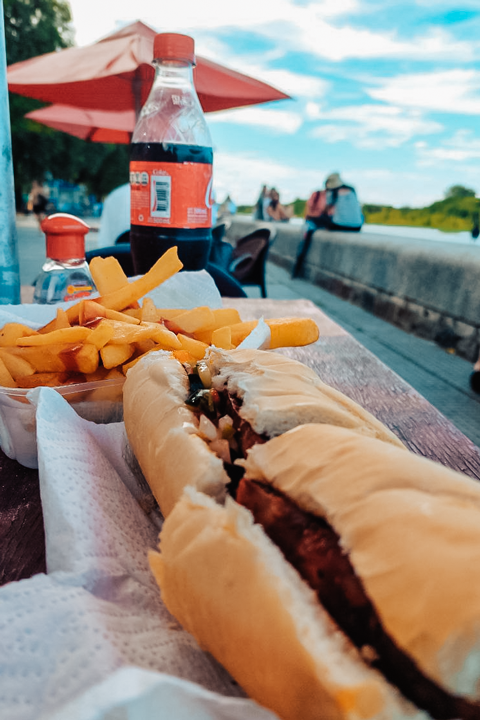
[{"left": 130, "top": 160, "right": 213, "bottom": 229}]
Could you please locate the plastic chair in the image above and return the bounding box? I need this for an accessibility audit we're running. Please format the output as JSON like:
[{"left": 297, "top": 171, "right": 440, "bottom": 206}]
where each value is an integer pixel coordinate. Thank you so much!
[
  {"left": 229, "top": 227, "right": 271, "bottom": 298},
  {"left": 115, "top": 230, "right": 130, "bottom": 244},
  {"left": 209, "top": 223, "right": 234, "bottom": 269}
]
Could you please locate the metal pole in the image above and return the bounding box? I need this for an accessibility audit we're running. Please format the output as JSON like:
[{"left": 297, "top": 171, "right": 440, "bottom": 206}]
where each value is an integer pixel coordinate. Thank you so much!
[{"left": 0, "top": 0, "right": 20, "bottom": 304}]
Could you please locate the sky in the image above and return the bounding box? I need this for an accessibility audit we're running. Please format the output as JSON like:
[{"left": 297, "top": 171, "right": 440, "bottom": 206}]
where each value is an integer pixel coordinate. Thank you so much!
[{"left": 66, "top": 0, "right": 480, "bottom": 208}]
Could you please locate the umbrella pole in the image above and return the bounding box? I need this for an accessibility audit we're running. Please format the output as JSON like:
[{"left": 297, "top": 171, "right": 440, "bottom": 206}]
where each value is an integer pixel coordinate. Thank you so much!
[{"left": 0, "top": 0, "right": 20, "bottom": 304}]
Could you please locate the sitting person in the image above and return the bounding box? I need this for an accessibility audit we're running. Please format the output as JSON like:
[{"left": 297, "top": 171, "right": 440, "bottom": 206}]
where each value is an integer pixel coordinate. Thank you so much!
[
  {"left": 266, "top": 188, "right": 291, "bottom": 222},
  {"left": 97, "top": 183, "right": 131, "bottom": 246},
  {"left": 292, "top": 173, "right": 363, "bottom": 278},
  {"left": 324, "top": 173, "right": 363, "bottom": 232},
  {"left": 253, "top": 185, "right": 269, "bottom": 221}
]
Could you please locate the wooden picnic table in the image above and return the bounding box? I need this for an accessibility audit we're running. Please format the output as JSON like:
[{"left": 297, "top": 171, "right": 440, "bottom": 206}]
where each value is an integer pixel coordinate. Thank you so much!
[{"left": 2, "top": 297, "right": 480, "bottom": 587}]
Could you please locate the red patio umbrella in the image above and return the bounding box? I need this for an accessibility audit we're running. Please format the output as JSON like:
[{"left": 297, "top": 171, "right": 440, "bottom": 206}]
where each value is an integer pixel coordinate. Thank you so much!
[
  {"left": 25, "top": 105, "right": 135, "bottom": 144},
  {"left": 8, "top": 20, "right": 290, "bottom": 116}
]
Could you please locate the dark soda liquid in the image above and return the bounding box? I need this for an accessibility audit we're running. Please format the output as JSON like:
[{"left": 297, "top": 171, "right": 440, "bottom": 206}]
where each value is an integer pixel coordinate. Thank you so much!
[{"left": 130, "top": 142, "right": 213, "bottom": 274}]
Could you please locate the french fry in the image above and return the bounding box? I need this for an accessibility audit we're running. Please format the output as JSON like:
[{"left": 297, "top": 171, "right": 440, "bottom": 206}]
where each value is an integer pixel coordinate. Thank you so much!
[
  {"left": 16, "top": 326, "right": 92, "bottom": 347},
  {"left": 141, "top": 297, "right": 161, "bottom": 323},
  {"left": 177, "top": 334, "right": 209, "bottom": 361},
  {"left": 0, "top": 244, "right": 322, "bottom": 393},
  {"left": 54, "top": 308, "right": 71, "bottom": 330},
  {"left": 211, "top": 326, "right": 234, "bottom": 350},
  {"left": 0, "top": 357, "right": 16, "bottom": 387},
  {"left": 88, "top": 256, "right": 129, "bottom": 295},
  {"left": 63, "top": 344, "right": 100, "bottom": 374},
  {"left": 15, "top": 372, "right": 84, "bottom": 389},
  {"left": 266, "top": 317, "right": 320, "bottom": 348},
  {"left": 228, "top": 318, "right": 319, "bottom": 349},
  {"left": 0, "top": 323, "right": 39, "bottom": 347},
  {"left": 0, "top": 350, "right": 35, "bottom": 379},
  {"left": 101, "top": 342, "right": 135, "bottom": 369},
  {"left": 39, "top": 247, "right": 183, "bottom": 333},
  {"left": 4, "top": 343, "right": 99, "bottom": 374},
  {"left": 212, "top": 307, "right": 242, "bottom": 327},
  {"left": 80, "top": 300, "right": 141, "bottom": 326},
  {"left": 78, "top": 300, "right": 107, "bottom": 325},
  {"left": 96, "top": 247, "right": 183, "bottom": 313},
  {"left": 106, "top": 320, "right": 181, "bottom": 349},
  {"left": 87, "top": 321, "right": 115, "bottom": 350},
  {"left": 228, "top": 321, "right": 258, "bottom": 347},
  {"left": 193, "top": 307, "right": 242, "bottom": 343},
  {"left": 173, "top": 306, "right": 216, "bottom": 334},
  {"left": 134, "top": 338, "right": 157, "bottom": 354},
  {"left": 156, "top": 308, "right": 185, "bottom": 321},
  {"left": 171, "top": 349, "right": 198, "bottom": 365},
  {"left": 104, "top": 308, "right": 141, "bottom": 325},
  {"left": 122, "top": 308, "right": 143, "bottom": 320}
]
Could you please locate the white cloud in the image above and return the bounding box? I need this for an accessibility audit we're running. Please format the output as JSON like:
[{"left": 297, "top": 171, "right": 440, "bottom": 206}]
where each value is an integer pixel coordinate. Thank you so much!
[
  {"left": 68, "top": 0, "right": 474, "bottom": 63},
  {"left": 369, "top": 70, "right": 480, "bottom": 115},
  {"left": 213, "top": 150, "right": 447, "bottom": 208},
  {"left": 208, "top": 107, "right": 303, "bottom": 134},
  {"left": 193, "top": 40, "right": 329, "bottom": 101},
  {"left": 213, "top": 151, "right": 324, "bottom": 205},
  {"left": 417, "top": 130, "right": 480, "bottom": 164},
  {"left": 311, "top": 104, "right": 442, "bottom": 148}
]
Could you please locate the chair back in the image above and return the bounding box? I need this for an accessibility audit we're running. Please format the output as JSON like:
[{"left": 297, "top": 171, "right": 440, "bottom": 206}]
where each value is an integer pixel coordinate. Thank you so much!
[
  {"left": 229, "top": 228, "right": 271, "bottom": 297},
  {"left": 209, "top": 223, "right": 234, "bottom": 271}
]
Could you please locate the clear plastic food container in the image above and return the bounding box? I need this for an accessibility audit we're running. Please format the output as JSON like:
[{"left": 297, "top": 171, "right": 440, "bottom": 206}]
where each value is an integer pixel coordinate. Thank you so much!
[{"left": 0, "top": 377, "right": 125, "bottom": 468}]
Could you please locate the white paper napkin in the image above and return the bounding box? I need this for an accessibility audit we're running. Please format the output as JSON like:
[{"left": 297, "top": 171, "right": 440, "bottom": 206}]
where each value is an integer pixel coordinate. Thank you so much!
[{"left": 0, "top": 388, "right": 278, "bottom": 720}]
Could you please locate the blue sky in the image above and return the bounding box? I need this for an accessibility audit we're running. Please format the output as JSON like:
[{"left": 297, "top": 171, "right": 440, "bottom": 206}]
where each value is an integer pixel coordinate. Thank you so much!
[{"left": 68, "top": 0, "right": 480, "bottom": 207}]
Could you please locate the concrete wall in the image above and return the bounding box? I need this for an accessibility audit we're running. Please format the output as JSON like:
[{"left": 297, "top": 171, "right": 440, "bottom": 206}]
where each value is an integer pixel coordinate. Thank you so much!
[{"left": 226, "top": 216, "right": 480, "bottom": 361}]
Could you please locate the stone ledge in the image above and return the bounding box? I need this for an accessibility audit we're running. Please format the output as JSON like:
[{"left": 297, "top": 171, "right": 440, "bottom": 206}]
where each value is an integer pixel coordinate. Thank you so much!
[{"left": 228, "top": 217, "right": 480, "bottom": 362}]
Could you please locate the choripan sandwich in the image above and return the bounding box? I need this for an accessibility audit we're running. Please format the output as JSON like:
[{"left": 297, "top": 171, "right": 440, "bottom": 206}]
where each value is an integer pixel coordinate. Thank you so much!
[
  {"left": 123, "top": 348, "right": 404, "bottom": 517},
  {"left": 150, "top": 423, "right": 480, "bottom": 720}
]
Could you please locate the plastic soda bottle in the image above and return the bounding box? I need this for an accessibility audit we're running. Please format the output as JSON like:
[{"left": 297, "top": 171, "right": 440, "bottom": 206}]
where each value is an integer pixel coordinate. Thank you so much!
[
  {"left": 129, "top": 32, "right": 214, "bottom": 273},
  {"left": 33, "top": 213, "right": 96, "bottom": 304}
]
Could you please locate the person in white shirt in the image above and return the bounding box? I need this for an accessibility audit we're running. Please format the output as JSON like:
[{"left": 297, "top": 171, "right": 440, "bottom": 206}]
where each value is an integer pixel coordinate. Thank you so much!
[{"left": 97, "top": 183, "right": 131, "bottom": 247}]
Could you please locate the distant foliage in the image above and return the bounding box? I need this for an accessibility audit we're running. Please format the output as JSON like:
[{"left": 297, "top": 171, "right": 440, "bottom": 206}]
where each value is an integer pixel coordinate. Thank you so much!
[
  {"left": 445, "top": 185, "right": 476, "bottom": 199},
  {"left": 5, "top": 0, "right": 129, "bottom": 208},
  {"left": 363, "top": 191, "right": 480, "bottom": 232}
]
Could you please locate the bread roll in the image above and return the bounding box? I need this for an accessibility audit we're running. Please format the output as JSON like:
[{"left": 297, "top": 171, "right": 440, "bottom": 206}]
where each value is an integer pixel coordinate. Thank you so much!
[
  {"left": 124, "top": 349, "right": 403, "bottom": 517},
  {"left": 151, "top": 487, "right": 426, "bottom": 720},
  {"left": 242, "top": 424, "right": 480, "bottom": 700},
  {"left": 208, "top": 348, "right": 404, "bottom": 446}
]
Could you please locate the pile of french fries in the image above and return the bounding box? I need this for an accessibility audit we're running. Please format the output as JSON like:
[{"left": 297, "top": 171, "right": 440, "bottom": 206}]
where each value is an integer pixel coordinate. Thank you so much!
[{"left": 0, "top": 247, "right": 319, "bottom": 390}]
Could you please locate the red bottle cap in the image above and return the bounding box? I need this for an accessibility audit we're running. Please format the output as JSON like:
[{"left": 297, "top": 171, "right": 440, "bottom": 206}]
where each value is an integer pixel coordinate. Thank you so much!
[
  {"left": 41, "top": 213, "right": 90, "bottom": 261},
  {"left": 153, "top": 33, "right": 195, "bottom": 65}
]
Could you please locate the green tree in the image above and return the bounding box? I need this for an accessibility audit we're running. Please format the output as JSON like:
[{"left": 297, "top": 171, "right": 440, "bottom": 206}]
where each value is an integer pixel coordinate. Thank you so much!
[
  {"left": 4, "top": 0, "right": 129, "bottom": 208},
  {"left": 444, "top": 185, "right": 476, "bottom": 199}
]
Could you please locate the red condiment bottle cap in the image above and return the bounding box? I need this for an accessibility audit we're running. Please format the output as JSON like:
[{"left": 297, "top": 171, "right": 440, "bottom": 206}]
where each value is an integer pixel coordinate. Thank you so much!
[
  {"left": 41, "top": 213, "right": 90, "bottom": 262},
  {"left": 153, "top": 33, "right": 195, "bottom": 65}
]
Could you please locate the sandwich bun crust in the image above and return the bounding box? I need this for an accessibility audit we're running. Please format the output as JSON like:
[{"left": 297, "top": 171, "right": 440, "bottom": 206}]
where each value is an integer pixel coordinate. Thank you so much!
[
  {"left": 208, "top": 348, "right": 404, "bottom": 448},
  {"left": 124, "top": 348, "right": 403, "bottom": 517},
  {"left": 242, "top": 424, "right": 480, "bottom": 700},
  {"left": 123, "top": 351, "right": 229, "bottom": 517},
  {"left": 151, "top": 488, "right": 427, "bottom": 720}
]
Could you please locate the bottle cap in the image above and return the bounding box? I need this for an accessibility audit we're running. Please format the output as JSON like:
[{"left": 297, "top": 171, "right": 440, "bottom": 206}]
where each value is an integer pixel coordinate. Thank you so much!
[
  {"left": 41, "top": 213, "right": 90, "bottom": 261},
  {"left": 153, "top": 33, "right": 195, "bottom": 65}
]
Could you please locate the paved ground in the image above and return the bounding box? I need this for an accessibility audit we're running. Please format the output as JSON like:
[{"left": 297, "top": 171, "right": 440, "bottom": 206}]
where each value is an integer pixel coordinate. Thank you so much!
[{"left": 15, "top": 214, "right": 480, "bottom": 447}]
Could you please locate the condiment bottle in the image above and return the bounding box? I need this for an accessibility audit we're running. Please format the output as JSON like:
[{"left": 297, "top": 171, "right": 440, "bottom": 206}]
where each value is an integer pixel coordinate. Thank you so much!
[
  {"left": 129, "top": 32, "right": 214, "bottom": 274},
  {"left": 33, "top": 213, "right": 96, "bottom": 304}
]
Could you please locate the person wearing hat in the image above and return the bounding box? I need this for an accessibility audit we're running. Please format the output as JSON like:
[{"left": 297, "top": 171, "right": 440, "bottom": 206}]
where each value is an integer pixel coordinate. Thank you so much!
[{"left": 292, "top": 172, "right": 363, "bottom": 278}]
